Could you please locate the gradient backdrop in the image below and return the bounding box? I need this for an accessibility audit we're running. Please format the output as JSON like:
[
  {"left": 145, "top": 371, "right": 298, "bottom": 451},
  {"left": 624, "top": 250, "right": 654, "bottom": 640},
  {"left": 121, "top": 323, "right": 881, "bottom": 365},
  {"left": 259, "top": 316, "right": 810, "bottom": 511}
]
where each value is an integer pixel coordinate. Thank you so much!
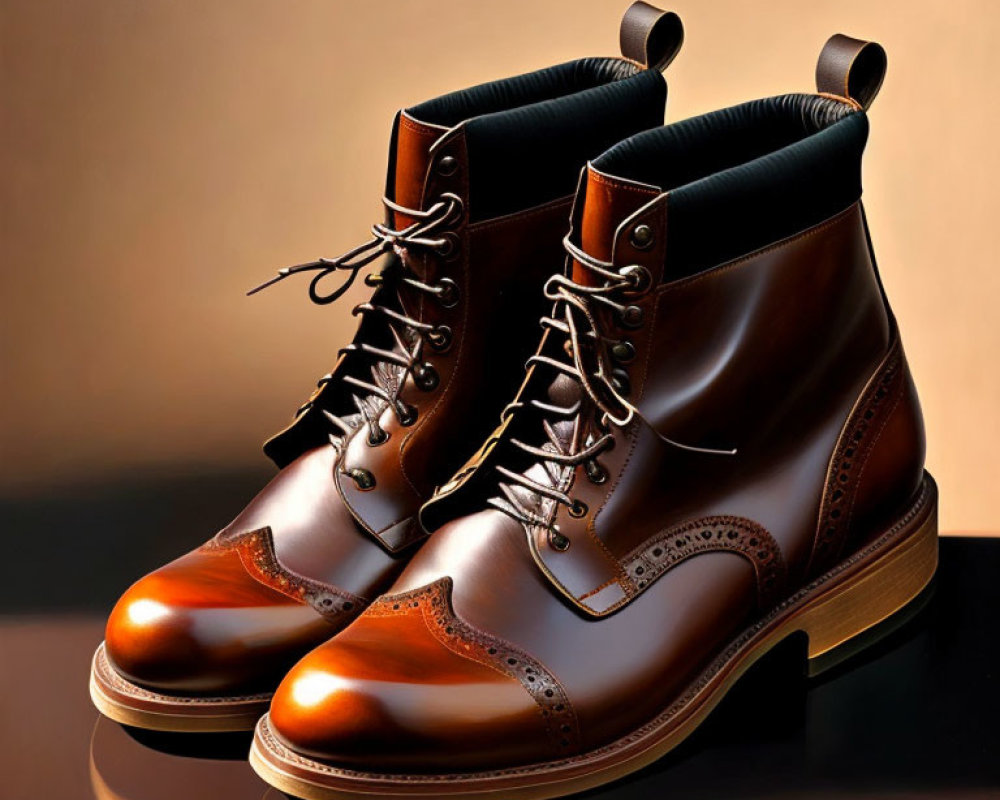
[{"left": 2, "top": 0, "right": 996, "bottom": 533}]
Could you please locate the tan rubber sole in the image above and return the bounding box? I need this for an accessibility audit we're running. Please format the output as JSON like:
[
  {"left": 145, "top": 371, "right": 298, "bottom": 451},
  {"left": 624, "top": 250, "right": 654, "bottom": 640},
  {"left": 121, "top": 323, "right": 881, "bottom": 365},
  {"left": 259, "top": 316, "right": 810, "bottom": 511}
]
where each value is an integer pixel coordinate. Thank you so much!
[
  {"left": 249, "top": 473, "right": 938, "bottom": 800},
  {"left": 89, "top": 642, "right": 271, "bottom": 732}
]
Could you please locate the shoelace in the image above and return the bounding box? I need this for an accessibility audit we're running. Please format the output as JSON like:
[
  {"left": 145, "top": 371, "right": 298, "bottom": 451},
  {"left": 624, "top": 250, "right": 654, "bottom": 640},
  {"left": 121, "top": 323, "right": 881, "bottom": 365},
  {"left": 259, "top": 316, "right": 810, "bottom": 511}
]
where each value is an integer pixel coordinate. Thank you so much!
[
  {"left": 489, "top": 234, "right": 735, "bottom": 530},
  {"left": 248, "top": 193, "right": 463, "bottom": 449}
]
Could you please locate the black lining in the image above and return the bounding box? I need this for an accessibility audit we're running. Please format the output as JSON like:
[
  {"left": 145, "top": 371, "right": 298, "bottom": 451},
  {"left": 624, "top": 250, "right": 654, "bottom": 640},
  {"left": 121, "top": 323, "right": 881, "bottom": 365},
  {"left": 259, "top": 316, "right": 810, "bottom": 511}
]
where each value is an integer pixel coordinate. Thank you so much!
[
  {"left": 409, "top": 58, "right": 642, "bottom": 126},
  {"left": 409, "top": 59, "right": 667, "bottom": 222},
  {"left": 593, "top": 94, "right": 868, "bottom": 278}
]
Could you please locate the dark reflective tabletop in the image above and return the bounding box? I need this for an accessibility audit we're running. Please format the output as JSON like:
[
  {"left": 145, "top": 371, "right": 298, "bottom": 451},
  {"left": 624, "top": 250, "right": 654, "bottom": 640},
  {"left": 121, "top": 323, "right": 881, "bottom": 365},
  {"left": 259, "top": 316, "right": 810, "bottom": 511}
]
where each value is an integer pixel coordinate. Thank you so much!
[{"left": 2, "top": 471, "right": 998, "bottom": 799}]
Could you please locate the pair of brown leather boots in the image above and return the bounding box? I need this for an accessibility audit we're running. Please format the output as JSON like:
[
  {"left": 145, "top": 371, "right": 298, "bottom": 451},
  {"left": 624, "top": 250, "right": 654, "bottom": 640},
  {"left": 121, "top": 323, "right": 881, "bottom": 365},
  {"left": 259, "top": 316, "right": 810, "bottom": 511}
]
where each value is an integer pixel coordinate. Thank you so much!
[{"left": 89, "top": 5, "right": 937, "bottom": 799}]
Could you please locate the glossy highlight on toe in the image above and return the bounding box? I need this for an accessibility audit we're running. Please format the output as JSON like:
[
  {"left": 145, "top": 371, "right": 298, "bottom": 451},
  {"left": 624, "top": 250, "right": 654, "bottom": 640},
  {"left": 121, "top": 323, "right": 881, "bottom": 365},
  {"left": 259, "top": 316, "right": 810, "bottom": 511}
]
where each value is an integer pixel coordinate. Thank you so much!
[
  {"left": 269, "top": 580, "right": 560, "bottom": 772},
  {"left": 105, "top": 544, "right": 338, "bottom": 694}
]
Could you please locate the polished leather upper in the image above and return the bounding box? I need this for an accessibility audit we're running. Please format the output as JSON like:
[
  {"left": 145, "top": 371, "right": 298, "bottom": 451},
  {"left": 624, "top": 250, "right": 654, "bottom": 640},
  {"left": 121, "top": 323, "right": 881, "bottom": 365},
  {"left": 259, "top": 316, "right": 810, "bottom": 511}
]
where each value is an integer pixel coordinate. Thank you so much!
[
  {"left": 105, "top": 63, "right": 669, "bottom": 695},
  {"left": 105, "top": 533, "right": 339, "bottom": 693},
  {"left": 268, "top": 93, "right": 926, "bottom": 768},
  {"left": 104, "top": 124, "right": 571, "bottom": 693}
]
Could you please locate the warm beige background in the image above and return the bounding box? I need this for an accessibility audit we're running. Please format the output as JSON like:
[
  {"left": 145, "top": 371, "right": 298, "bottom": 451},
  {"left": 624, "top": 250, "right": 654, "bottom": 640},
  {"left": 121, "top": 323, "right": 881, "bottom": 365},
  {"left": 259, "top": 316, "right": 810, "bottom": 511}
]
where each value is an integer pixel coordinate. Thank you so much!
[{"left": 1, "top": 0, "right": 996, "bottom": 532}]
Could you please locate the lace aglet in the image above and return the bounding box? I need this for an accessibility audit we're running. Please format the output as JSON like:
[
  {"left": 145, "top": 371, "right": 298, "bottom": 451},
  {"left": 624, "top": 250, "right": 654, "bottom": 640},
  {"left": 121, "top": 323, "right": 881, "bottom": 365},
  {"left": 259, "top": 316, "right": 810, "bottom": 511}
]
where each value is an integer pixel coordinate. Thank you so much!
[
  {"left": 666, "top": 437, "right": 738, "bottom": 457},
  {"left": 246, "top": 268, "right": 292, "bottom": 296}
]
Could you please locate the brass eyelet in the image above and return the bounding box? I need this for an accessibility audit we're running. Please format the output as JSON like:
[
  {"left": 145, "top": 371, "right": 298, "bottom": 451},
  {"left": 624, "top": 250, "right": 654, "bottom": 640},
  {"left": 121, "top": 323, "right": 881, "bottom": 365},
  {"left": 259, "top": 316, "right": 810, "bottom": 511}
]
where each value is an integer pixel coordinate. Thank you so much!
[
  {"left": 568, "top": 500, "right": 588, "bottom": 518},
  {"left": 619, "top": 264, "right": 652, "bottom": 295},
  {"left": 435, "top": 277, "right": 460, "bottom": 308},
  {"left": 438, "top": 192, "right": 465, "bottom": 225},
  {"left": 618, "top": 305, "right": 645, "bottom": 330},
  {"left": 397, "top": 404, "right": 418, "bottom": 426},
  {"left": 611, "top": 339, "right": 636, "bottom": 364},
  {"left": 436, "top": 155, "right": 459, "bottom": 176},
  {"left": 436, "top": 232, "right": 461, "bottom": 261},
  {"left": 414, "top": 362, "right": 439, "bottom": 391},
  {"left": 611, "top": 368, "right": 631, "bottom": 397},
  {"left": 630, "top": 223, "right": 654, "bottom": 250},
  {"left": 427, "top": 325, "right": 452, "bottom": 352},
  {"left": 346, "top": 467, "right": 376, "bottom": 490},
  {"left": 584, "top": 460, "right": 607, "bottom": 485},
  {"left": 549, "top": 529, "right": 571, "bottom": 551}
]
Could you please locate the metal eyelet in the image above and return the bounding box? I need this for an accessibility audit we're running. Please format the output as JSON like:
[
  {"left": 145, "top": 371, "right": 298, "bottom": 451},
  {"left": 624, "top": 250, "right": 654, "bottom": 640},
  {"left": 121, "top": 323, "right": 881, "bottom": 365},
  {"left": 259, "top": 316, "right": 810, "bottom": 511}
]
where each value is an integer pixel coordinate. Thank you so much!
[
  {"left": 584, "top": 460, "right": 608, "bottom": 485},
  {"left": 346, "top": 467, "right": 376, "bottom": 490},
  {"left": 413, "top": 363, "right": 439, "bottom": 391},
  {"left": 367, "top": 427, "right": 389, "bottom": 446},
  {"left": 618, "top": 305, "right": 645, "bottom": 329},
  {"left": 435, "top": 277, "right": 460, "bottom": 308},
  {"left": 397, "top": 404, "right": 418, "bottom": 426},
  {"left": 436, "top": 155, "right": 459, "bottom": 176},
  {"left": 437, "top": 192, "right": 465, "bottom": 225},
  {"left": 619, "top": 264, "right": 652, "bottom": 295},
  {"left": 611, "top": 368, "right": 631, "bottom": 397},
  {"left": 568, "top": 500, "right": 588, "bottom": 518},
  {"left": 436, "top": 233, "right": 461, "bottom": 261},
  {"left": 630, "top": 223, "right": 654, "bottom": 250},
  {"left": 610, "top": 339, "right": 635, "bottom": 364},
  {"left": 549, "top": 529, "right": 571, "bottom": 551},
  {"left": 427, "top": 325, "right": 452, "bottom": 352}
]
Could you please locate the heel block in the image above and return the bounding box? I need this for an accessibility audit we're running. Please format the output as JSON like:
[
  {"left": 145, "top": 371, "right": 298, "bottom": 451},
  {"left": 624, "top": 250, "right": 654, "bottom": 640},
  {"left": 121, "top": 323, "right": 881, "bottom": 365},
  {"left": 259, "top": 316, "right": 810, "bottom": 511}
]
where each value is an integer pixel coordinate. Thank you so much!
[{"left": 799, "top": 475, "right": 938, "bottom": 674}]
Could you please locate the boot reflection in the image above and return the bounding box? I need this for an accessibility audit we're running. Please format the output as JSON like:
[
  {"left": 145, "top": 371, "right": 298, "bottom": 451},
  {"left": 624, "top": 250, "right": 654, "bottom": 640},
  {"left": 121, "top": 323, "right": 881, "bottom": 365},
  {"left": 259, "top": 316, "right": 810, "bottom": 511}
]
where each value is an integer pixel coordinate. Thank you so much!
[{"left": 89, "top": 715, "right": 279, "bottom": 800}]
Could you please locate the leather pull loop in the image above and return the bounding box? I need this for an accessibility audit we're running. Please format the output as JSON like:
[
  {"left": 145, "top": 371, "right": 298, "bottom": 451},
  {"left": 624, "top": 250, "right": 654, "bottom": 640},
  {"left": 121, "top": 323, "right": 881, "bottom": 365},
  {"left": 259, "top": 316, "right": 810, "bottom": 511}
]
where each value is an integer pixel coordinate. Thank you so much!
[
  {"left": 815, "top": 33, "right": 887, "bottom": 110},
  {"left": 619, "top": 2, "right": 684, "bottom": 71}
]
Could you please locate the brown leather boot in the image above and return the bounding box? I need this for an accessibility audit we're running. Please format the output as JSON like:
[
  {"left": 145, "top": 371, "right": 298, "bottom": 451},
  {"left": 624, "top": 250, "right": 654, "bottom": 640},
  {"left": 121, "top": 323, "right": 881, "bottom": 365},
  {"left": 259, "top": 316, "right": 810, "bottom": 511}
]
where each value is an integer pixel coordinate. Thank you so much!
[
  {"left": 252, "top": 34, "right": 937, "bottom": 799},
  {"left": 89, "top": 4, "right": 684, "bottom": 732}
]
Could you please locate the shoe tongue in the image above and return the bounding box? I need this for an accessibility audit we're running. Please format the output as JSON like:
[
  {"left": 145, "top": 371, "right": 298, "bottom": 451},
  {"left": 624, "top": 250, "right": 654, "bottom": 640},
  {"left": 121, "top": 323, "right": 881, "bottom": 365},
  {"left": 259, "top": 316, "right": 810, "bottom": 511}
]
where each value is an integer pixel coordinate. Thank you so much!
[
  {"left": 392, "top": 111, "right": 448, "bottom": 229},
  {"left": 572, "top": 166, "right": 660, "bottom": 287}
]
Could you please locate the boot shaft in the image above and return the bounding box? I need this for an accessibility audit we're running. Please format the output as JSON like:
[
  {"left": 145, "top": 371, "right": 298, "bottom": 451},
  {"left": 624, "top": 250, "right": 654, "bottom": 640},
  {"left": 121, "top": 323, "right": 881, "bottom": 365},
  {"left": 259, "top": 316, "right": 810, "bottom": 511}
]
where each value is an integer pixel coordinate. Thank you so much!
[
  {"left": 424, "top": 33, "right": 925, "bottom": 608},
  {"left": 262, "top": 4, "right": 683, "bottom": 553}
]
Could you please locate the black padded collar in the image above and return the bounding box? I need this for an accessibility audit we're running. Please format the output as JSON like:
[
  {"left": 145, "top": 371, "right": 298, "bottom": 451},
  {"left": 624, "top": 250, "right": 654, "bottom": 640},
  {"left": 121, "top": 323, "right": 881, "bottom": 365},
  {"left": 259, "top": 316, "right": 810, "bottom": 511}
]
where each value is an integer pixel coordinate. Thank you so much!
[
  {"left": 408, "top": 59, "right": 667, "bottom": 222},
  {"left": 593, "top": 94, "right": 869, "bottom": 278}
]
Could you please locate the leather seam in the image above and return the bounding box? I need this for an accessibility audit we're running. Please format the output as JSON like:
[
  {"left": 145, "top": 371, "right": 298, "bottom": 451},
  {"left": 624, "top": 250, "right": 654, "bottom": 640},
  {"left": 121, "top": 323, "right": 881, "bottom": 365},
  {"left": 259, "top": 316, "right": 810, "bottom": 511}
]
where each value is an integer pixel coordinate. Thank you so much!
[
  {"left": 620, "top": 516, "right": 788, "bottom": 610},
  {"left": 587, "top": 168, "right": 659, "bottom": 199},
  {"left": 209, "top": 527, "right": 368, "bottom": 615},
  {"left": 397, "top": 227, "right": 467, "bottom": 497},
  {"left": 417, "top": 609, "right": 574, "bottom": 755},
  {"left": 399, "top": 113, "right": 446, "bottom": 138},
  {"left": 653, "top": 203, "right": 858, "bottom": 298},
  {"left": 398, "top": 128, "right": 470, "bottom": 499},
  {"left": 816, "top": 91, "right": 863, "bottom": 111},
  {"left": 370, "top": 579, "right": 581, "bottom": 754},
  {"left": 467, "top": 194, "right": 574, "bottom": 234},
  {"left": 333, "top": 449, "right": 422, "bottom": 550},
  {"left": 842, "top": 373, "right": 905, "bottom": 558},
  {"left": 805, "top": 332, "right": 903, "bottom": 576},
  {"left": 578, "top": 577, "right": 621, "bottom": 601},
  {"left": 590, "top": 286, "right": 660, "bottom": 557}
]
